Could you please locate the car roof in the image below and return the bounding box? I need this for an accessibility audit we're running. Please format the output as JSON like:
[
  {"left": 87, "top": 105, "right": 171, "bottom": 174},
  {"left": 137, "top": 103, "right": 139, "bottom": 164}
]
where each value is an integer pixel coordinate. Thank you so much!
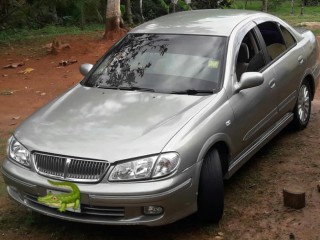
[{"left": 130, "top": 9, "right": 264, "bottom": 37}]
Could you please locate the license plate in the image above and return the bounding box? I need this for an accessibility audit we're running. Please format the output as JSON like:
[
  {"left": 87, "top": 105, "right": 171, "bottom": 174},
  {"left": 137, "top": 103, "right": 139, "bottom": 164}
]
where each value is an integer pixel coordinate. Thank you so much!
[{"left": 45, "top": 189, "right": 81, "bottom": 213}]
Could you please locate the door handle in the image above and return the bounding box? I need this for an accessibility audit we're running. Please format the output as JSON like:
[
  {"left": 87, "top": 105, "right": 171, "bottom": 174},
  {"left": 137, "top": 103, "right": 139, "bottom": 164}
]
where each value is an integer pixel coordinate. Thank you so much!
[
  {"left": 269, "top": 79, "right": 276, "bottom": 89},
  {"left": 298, "top": 55, "right": 304, "bottom": 64}
]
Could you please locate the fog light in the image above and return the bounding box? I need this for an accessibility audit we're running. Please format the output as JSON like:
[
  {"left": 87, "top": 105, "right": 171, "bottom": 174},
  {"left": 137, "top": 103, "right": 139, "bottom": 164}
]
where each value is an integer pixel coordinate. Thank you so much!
[{"left": 143, "top": 206, "right": 164, "bottom": 215}]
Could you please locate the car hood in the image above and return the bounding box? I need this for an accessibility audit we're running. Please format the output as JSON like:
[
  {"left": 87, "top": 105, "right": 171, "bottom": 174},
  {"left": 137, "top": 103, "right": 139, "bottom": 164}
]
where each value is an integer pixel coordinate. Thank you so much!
[{"left": 15, "top": 84, "right": 215, "bottom": 162}]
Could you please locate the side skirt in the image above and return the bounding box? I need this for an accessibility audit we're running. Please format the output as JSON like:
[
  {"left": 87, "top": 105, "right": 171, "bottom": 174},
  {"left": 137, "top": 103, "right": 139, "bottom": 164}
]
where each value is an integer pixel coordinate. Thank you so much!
[{"left": 224, "top": 113, "right": 293, "bottom": 179}]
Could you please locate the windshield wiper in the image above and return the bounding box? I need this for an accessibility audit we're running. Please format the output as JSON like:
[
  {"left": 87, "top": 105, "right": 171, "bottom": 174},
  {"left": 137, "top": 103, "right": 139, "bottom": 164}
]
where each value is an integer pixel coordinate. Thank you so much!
[
  {"left": 171, "top": 89, "right": 214, "bottom": 95},
  {"left": 118, "top": 86, "right": 155, "bottom": 92},
  {"left": 97, "top": 86, "right": 120, "bottom": 90},
  {"left": 97, "top": 86, "right": 154, "bottom": 92}
]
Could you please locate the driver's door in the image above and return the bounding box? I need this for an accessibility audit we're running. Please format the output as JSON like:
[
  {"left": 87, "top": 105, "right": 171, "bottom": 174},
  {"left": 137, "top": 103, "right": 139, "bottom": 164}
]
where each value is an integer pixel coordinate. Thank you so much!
[{"left": 228, "top": 27, "right": 279, "bottom": 161}]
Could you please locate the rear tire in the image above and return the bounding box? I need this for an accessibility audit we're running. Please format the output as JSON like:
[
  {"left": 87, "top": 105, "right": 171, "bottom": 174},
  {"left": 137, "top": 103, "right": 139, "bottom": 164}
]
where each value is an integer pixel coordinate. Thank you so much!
[
  {"left": 197, "top": 149, "right": 224, "bottom": 223},
  {"left": 292, "top": 80, "right": 311, "bottom": 130}
]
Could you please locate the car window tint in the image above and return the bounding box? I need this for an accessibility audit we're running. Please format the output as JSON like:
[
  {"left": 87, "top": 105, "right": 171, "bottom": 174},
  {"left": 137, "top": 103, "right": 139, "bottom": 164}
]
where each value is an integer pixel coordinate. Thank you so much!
[
  {"left": 84, "top": 34, "right": 227, "bottom": 94},
  {"left": 236, "top": 30, "right": 266, "bottom": 80},
  {"left": 280, "top": 25, "right": 296, "bottom": 48},
  {"left": 257, "top": 22, "right": 286, "bottom": 60}
]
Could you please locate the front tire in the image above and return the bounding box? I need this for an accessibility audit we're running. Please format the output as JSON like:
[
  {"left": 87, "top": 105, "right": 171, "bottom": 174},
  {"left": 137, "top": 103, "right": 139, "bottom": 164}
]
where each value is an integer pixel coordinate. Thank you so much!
[
  {"left": 292, "top": 80, "right": 311, "bottom": 130},
  {"left": 197, "top": 149, "right": 224, "bottom": 223}
]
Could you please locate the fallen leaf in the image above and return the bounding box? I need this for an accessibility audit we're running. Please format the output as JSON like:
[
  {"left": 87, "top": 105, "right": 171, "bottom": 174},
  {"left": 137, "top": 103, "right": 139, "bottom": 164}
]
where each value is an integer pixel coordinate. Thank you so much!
[
  {"left": 40, "top": 92, "right": 46, "bottom": 96},
  {"left": 12, "top": 116, "right": 20, "bottom": 120},
  {"left": 59, "top": 60, "right": 68, "bottom": 66},
  {"left": 42, "top": 43, "right": 53, "bottom": 49},
  {"left": 19, "top": 68, "right": 35, "bottom": 74},
  {"left": 10, "top": 122, "right": 17, "bottom": 126},
  {"left": 3, "top": 62, "right": 25, "bottom": 69},
  {"left": 2, "top": 74, "right": 8, "bottom": 77},
  {"left": 214, "top": 236, "right": 223, "bottom": 240},
  {"left": 217, "top": 232, "right": 224, "bottom": 237},
  {"left": 0, "top": 90, "right": 13, "bottom": 95},
  {"left": 59, "top": 59, "right": 78, "bottom": 67}
]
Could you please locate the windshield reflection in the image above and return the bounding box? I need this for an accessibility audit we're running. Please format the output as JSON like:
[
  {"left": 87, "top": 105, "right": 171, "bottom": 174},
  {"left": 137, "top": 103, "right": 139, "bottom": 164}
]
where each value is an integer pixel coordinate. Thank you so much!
[{"left": 84, "top": 34, "right": 226, "bottom": 94}]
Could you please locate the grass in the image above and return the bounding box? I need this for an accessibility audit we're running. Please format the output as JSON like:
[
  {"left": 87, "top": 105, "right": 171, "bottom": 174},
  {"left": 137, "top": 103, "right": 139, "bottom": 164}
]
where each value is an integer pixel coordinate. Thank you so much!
[
  {"left": 0, "top": 133, "right": 8, "bottom": 198},
  {"left": 232, "top": 1, "right": 320, "bottom": 27},
  {"left": 1, "top": 1, "right": 319, "bottom": 46},
  {"left": 0, "top": 24, "right": 104, "bottom": 46},
  {"left": 0, "top": 133, "right": 7, "bottom": 160}
]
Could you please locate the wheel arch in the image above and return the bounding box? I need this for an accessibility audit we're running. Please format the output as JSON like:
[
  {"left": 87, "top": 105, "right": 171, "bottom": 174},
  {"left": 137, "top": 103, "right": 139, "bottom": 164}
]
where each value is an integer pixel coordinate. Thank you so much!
[
  {"left": 304, "top": 74, "right": 315, "bottom": 100},
  {"left": 197, "top": 134, "right": 231, "bottom": 176}
]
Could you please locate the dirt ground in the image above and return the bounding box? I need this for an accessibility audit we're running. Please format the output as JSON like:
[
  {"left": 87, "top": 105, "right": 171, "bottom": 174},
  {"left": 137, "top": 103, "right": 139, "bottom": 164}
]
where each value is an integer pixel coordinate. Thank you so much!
[{"left": 0, "top": 34, "right": 320, "bottom": 240}]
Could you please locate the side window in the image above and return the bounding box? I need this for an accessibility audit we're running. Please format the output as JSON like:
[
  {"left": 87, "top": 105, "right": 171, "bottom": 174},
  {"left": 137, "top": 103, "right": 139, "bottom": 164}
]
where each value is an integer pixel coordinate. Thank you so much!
[
  {"left": 280, "top": 25, "right": 296, "bottom": 48},
  {"left": 257, "top": 22, "right": 286, "bottom": 60},
  {"left": 236, "top": 30, "right": 266, "bottom": 80}
]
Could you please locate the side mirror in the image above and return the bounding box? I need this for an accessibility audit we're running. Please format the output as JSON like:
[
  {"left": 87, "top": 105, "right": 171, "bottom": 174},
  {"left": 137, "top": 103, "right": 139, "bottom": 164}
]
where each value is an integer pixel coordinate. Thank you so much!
[
  {"left": 235, "top": 72, "right": 264, "bottom": 93},
  {"left": 79, "top": 63, "right": 93, "bottom": 76}
]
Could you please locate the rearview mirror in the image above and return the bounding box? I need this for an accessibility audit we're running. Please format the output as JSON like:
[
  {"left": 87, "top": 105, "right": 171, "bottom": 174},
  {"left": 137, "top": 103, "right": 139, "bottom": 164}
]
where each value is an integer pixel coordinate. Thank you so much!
[
  {"left": 80, "top": 63, "right": 93, "bottom": 76},
  {"left": 235, "top": 72, "right": 264, "bottom": 93}
]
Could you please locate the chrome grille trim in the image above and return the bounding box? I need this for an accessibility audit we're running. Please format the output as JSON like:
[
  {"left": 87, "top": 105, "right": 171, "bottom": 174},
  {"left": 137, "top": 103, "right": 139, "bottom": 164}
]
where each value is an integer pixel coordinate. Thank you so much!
[{"left": 33, "top": 152, "right": 110, "bottom": 183}]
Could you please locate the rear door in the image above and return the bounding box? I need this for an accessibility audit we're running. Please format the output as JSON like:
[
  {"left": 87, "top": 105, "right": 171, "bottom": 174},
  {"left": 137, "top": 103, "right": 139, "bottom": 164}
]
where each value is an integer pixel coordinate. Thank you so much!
[{"left": 255, "top": 21, "right": 306, "bottom": 117}]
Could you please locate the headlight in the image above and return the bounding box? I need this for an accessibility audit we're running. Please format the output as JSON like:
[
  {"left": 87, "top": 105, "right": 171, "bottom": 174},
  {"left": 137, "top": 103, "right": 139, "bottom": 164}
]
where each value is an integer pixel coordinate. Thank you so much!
[
  {"left": 7, "top": 136, "right": 31, "bottom": 167},
  {"left": 109, "top": 153, "right": 180, "bottom": 181},
  {"left": 152, "top": 152, "right": 180, "bottom": 178}
]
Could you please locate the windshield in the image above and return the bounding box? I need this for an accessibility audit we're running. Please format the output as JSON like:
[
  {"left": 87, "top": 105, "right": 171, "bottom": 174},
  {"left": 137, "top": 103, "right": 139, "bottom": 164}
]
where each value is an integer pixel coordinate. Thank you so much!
[{"left": 83, "top": 34, "right": 227, "bottom": 95}]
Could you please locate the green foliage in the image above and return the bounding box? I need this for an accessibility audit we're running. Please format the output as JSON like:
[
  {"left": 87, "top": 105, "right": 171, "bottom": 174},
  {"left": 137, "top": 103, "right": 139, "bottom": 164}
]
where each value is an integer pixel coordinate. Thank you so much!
[
  {"left": 2, "top": 0, "right": 320, "bottom": 36},
  {"left": 230, "top": 0, "right": 320, "bottom": 28},
  {"left": 191, "top": 0, "right": 232, "bottom": 9},
  {"left": 268, "top": 0, "right": 284, "bottom": 10},
  {"left": 177, "top": 0, "right": 190, "bottom": 11},
  {"left": 120, "top": 4, "right": 126, "bottom": 14},
  {"left": 0, "top": 24, "right": 104, "bottom": 45},
  {"left": 304, "top": 0, "right": 320, "bottom": 6},
  {"left": 131, "top": 0, "right": 169, "bottom": 21},
  {"left": 158, "top": 0, "right": 169, "bottom": 13},
  {"left": 0, "top": 0, "right": 104, "bottom": 29}
]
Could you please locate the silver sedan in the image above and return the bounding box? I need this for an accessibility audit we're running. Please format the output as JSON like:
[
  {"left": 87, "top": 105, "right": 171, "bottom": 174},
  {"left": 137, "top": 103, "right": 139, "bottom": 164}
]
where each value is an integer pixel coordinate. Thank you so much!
[{"left": 2, "top": 9, "right": 320, "bottom": 226}]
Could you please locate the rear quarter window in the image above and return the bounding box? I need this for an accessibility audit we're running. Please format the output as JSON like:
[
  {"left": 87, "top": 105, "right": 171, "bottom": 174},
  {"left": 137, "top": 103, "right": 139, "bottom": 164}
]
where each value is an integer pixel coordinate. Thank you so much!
[{"left": 280, "top": 25, "right": 296, "bottom": 48}]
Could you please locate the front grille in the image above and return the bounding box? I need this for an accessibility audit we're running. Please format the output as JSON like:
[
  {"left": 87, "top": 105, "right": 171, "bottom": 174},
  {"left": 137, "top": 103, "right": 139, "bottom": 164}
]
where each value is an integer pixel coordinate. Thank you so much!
[{"left": 33, "top": 152, "right": 110, "bottom": 182}]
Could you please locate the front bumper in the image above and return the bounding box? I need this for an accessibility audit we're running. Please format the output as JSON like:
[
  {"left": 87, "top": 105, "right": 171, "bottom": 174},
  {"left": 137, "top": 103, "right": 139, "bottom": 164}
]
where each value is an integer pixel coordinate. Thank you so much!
[{"left": 1, "top": 158, "right": 199, "bottom": 226}]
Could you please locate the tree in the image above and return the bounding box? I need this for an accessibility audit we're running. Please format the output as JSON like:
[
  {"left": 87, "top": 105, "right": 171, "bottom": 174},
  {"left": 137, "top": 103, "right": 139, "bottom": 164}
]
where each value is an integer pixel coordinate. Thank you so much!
[
  {"left": 139, "top": 0, "right": 144, "bottom": 22},
  {"left": 125, "top": 0, "right": 133, "bottom": 25},
  {"left": 262, "top": 0, "right": 268, "bottom": 12},
  {"left": 104, "top": 0, "right": 122, "bottom": 39}
]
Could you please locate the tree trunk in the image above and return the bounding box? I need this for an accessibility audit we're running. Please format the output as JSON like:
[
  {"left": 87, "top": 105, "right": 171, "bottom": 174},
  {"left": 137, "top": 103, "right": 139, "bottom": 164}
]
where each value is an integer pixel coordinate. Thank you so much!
[
  {"left": 104, "top": 0, "right": 121, "bottom": 39},
  {"left": 300, "top": 1, "right": 304, "bottom": 15},
  {"left": 139, "top": 0, "right": 144, "bottom": 22},
  {"left": 125, "top": 0, "right": 133, "bottom": 25},
  {"left": 0, "top": 0, "right": 9, "bottom": 14},
  {"left": 262, "top": 0, "right": 268, "bottom": 12}
]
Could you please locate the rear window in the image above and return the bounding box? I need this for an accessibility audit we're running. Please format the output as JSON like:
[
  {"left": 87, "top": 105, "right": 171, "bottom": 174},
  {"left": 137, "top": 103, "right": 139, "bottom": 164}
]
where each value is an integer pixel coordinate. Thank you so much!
[
  {"left": 257, "top": 22, "right": 286, "bottom": 60},
  {"left": 83, "top": 34, "right": 227, "bottom": 94}
]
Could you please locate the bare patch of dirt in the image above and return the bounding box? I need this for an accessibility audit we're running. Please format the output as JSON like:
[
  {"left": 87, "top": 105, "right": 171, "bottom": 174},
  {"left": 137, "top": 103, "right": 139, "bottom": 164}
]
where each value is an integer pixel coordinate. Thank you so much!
[
  {"left": 300, "top": 22, "right": 320, "bottom": 29},
  {"left": 0, "top": 34, "right": 320, "bottom": 240},
  {"left": 0, "top": 33, "right": 122, "bottom": 135}
]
